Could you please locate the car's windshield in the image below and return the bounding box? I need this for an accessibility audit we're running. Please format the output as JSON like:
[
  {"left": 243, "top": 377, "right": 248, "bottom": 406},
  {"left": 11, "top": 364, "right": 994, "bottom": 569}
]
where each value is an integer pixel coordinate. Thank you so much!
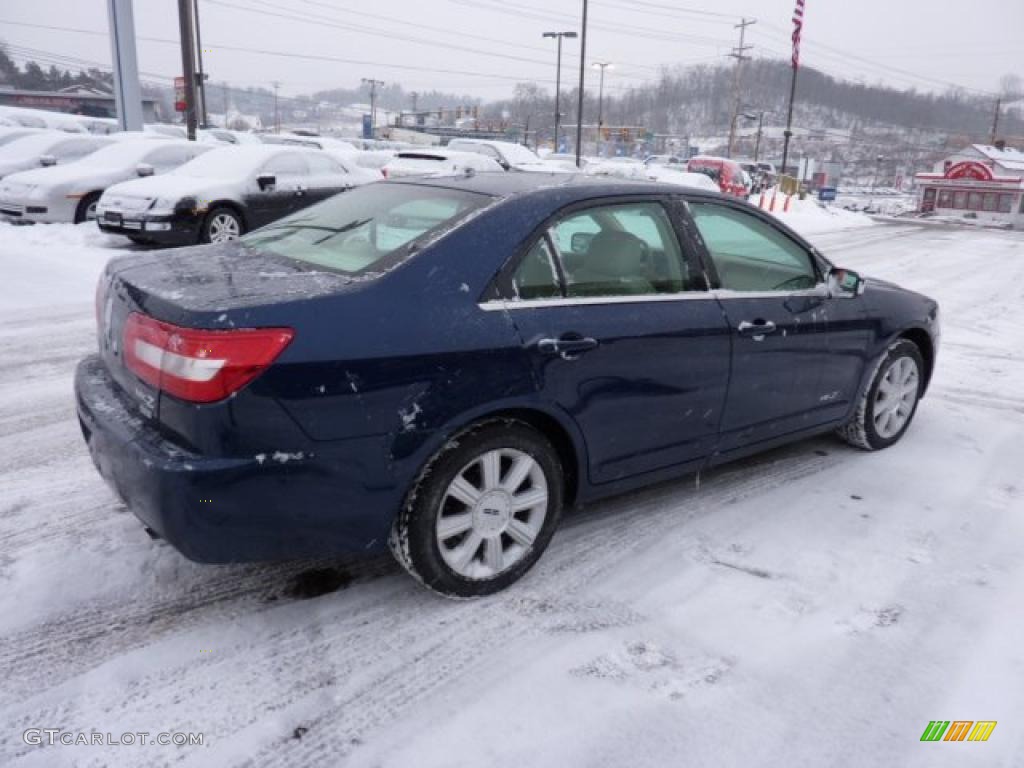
[{"left": 241, "top": 183, "right": 491, "bottom": 274}]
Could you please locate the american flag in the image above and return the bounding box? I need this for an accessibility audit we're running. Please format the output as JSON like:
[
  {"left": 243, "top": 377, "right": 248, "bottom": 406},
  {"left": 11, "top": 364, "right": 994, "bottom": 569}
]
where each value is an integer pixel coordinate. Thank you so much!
[{"left": 792, "top": 0, "right": 806, "bottom": 69}]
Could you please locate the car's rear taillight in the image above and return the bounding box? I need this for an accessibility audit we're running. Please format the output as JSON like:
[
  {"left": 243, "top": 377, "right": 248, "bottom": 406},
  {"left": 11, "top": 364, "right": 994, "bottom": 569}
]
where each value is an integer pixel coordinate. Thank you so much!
[
  {"left": 380, "top": 167, "right": 388, "bottom": 178},
  {"left": 123, "top": 313, "right": 294, "bottom": 403}
]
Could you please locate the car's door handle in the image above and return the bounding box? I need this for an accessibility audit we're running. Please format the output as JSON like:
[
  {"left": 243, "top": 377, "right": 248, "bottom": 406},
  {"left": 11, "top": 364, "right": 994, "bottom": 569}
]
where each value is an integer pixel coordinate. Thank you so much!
[
  {"left": 538, "top": 336, "right": 599, "bottom": 359},
  {"left": 737, "top": 320, "right": 778, "bottom": 339}
]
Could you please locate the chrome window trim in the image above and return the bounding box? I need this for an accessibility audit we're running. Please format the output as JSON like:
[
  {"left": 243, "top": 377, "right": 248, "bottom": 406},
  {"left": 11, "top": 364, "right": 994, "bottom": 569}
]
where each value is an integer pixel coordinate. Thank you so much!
[
  {"left": 712, "top": 284, "right": 829, "bottom": 300},
  {"left": 479, "top": 283, "right": 831, "bottom": 311},
  {"left": 478, "top": 292, "right": 717, "bottom": 311}
]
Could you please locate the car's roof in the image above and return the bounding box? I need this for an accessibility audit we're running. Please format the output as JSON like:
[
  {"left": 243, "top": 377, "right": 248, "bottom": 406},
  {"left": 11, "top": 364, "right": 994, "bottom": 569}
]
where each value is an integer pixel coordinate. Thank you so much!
[{"left": 390, "top": 171, "right": 724, "bottom": 203}]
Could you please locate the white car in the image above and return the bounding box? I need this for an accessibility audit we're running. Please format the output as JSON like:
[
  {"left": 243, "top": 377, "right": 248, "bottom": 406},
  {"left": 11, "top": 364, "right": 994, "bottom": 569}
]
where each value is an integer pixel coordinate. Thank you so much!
[
  {"left": 0, "top": 139, "right": 212, "bottom": 224},
  {"left": 0, "top": 132, "right": 115, "bottom": 180},
  {"left": 542, "top": 152, "right": 591, "bottom": 172},
  {"left": 0, "top": 127, "right": 44, "bottom": 148},
  {"left": 382, "top": 149, "right": 504, "bottom": 178},
  {"left": 585, "top": 157, "right": 649, "bottom": 180},
  {"left": 445, "top": 139, "right": 555, "bottom": 173},
  {"left": 644, "top": 165, "right": 721, "bottom": 192},
  {"left": 0, "top": 106, "right": 88, "bottom": 133}
]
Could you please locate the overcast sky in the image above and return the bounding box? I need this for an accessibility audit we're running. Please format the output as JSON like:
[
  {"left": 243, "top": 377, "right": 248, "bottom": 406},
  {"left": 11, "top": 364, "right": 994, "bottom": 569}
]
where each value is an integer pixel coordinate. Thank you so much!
[{"left": 2, "top": 0, "right": 1021, "bottom": 101}]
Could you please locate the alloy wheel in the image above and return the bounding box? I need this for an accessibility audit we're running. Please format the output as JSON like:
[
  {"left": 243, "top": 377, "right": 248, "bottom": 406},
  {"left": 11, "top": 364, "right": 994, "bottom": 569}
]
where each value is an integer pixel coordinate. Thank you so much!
[
  {"left": 873, "top": 356, "right": 919, "bottom": 439},
  {"left": 436, "top": 448, "right": 548, "bottom": 580},
  {"left": 208, "top": 213, "right": 240, "bottom": 242}
]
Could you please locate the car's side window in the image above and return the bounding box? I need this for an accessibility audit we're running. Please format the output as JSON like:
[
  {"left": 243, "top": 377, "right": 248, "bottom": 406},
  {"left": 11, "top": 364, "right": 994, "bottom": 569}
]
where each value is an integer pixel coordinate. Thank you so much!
[
  {"left": 550, "top": 202, "right": 692, "bottom": 298},
  {"left": 510, "top": 237, "right": 561, "bottom": 300},
  {"left": 689, "top": 203, "right": 818, "bottom": 292},
  {"left": 261, "top": 154, "right": 310, "bottom": 178}
]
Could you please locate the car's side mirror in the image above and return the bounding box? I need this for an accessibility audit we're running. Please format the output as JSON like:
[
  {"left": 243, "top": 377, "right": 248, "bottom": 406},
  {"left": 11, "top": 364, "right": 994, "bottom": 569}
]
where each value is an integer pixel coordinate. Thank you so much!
[
  {"left": 39, "top": 154, "right": 57, "bottom": 167},
  {"left": 136, "top": 163, "right": 155, "bottom": 178},
  {"left": 257, "top": 174, "right": 276, "bottom": 192},
  {"left": 571, "top": 232, "right": 594, "bottom": 254},
  {"left": 828, "top": 267, "right": 866, "bottom": 298}
]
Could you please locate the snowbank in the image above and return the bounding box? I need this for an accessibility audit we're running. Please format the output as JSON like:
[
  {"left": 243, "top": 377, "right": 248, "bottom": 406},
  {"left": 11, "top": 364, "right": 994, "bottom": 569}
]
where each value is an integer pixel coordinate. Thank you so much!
[
  {"left": 752, "top": 189, "right": 877, "bottom": 236},
  {"left": 0, "top": 222, "right": 125, "bottom": 313}
]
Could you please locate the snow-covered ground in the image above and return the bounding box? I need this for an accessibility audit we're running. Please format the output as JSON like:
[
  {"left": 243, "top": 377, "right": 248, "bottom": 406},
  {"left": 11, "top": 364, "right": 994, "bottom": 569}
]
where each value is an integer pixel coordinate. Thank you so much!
[{"left": 1, "top": 219, "right": 1023, "bottom": 767}]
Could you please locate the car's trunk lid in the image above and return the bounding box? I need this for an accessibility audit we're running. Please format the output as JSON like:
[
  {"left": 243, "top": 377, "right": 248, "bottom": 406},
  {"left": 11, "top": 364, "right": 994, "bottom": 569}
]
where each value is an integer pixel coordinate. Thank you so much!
[{"left": 96, "top": 241, "right": 354, "bottom": 424}]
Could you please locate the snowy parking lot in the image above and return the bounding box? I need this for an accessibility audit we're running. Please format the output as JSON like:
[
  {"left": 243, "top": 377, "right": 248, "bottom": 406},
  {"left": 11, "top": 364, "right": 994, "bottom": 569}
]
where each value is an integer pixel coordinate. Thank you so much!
[{"left": 1, "top": 219, "right": 1022, "bottom": 767}]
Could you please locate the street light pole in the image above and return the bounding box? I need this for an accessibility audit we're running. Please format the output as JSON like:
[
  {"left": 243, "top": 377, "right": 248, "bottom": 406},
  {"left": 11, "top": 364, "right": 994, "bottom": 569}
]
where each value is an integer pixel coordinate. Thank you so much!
[
  {"left": 543, "top": 31, "right": 577, "bottom": 152},
  {"left": 362, "top": 77, "right": 385, "bottom": 139},
  {"left": 592, "top": 61, "right": 612, "bottom": 158},
  {"left": 574, "top": 0, "right": 588, "bottom": 169}
]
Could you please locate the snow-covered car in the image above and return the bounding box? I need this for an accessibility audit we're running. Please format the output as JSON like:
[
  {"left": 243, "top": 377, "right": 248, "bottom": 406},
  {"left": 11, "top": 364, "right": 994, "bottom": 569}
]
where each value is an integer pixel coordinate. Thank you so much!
[
  {"left": 543, "top": 152, "right": 590, "bottom": 172},
  {"left": 202, "top": 128, "right": 264, "bottom": 145},
  {"left": 322, "top": 150, "right": 384, "bottom": 184},
  {"left": 352, "top": 149, "right": 398, "bottom": 172},
  {"left": 259, "top": 133, "right": 359, "bottom": 152},
  {"left": 96, "top": 145, "right": 365, "bottom": 245},
  {"left": 445, "top": 139, "right": 554, "bottom": 173},
  {"left": 644, "top": 154, "right": 686, "bottom": 167},
  {"left": 0, "top": 106, "right": 88, "bottom": 133},
  {"left": 0, "top": 139, "right": 212, "bottom": 225},
  {"left": 644, "top": 165, "right": 721, "bottom": 192},
  {"left": 382, "top": 149, "right": 504, "bottom": 178},
  {"left": 585, "top": 157, "right": 649, "bottom": 180},
  {"left": 0, "top": 132, "right": 115, "bottom": 180},
  {"left": 0, "top": 126, "right": 44, "bottom": 148}
]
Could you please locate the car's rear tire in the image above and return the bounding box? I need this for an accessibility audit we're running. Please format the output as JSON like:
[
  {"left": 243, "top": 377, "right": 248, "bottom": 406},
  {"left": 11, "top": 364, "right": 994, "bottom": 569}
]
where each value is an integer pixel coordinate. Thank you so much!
[
  {"left": 838, "top": 339, "right": 924, "bottom": 451},
  {"left": 390, "top": 420, "right": 564, "bottom": 598},
  {"left": 201, "top": 206, "right": 244, "bottom": 244},
  {"left": 74, "top": 192, "right": 101, "bottom": 224}
]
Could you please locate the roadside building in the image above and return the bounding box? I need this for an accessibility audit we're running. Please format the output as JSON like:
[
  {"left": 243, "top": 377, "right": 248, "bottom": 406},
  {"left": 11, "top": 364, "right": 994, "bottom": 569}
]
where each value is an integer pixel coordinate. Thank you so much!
[
  {"left": 0, "top": 85, "right": 160, "bottom": 122},
  {"left": 915, "top": 142, "right": 1024, "bottom": 227}
]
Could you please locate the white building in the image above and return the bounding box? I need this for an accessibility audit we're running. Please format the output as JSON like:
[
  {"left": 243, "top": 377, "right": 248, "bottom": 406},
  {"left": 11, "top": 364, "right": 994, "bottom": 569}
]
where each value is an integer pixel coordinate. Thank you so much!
[{"left": 915, "top": 142, "right": 1024, "bottom": 228}]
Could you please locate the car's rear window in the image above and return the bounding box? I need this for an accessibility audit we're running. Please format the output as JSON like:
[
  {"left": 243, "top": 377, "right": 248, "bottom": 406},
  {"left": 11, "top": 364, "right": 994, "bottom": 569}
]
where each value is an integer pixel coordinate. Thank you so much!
[{"left": 240, "top": 183, "right": 491, "bottom": 274}]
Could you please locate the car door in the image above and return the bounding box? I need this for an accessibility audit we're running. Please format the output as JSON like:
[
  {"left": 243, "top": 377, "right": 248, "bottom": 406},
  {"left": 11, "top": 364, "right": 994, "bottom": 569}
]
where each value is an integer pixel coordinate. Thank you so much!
[
  {"left": 493, "top": 198, "right": 731, "bottom": 484},
  {"left": 247, "top": 152, "right": 310, "bottom": 228},
  {"left": 684, "top": 200, "right": 853, "bottom": 453},
  {"left": 304, "top": 152, "right": 354, "bottom": 204}
]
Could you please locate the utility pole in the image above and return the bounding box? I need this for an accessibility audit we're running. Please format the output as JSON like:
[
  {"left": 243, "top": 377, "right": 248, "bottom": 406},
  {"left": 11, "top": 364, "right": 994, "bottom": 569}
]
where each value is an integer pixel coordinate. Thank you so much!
[
  {"left": 727, "top": 17, "right": 756, "bottom": 159},
  {"left": 106, "top": 0, "right": 144, "bottom": 132},
  {"left": 271, "top": 80, "right": 281, "bottom": 133},
  {"left": 176, "top": 0, "right": 198, "bottom": 140},
  {"left": 575, "top": 0, "right": 589, "bottom": 168},
  {"left": 192, "top": 0, "right": 208, "bottom": 127},
  {"left": 991, "top": 96, "right": 1002, "bottom": 144},
  {"left": 592, "top": 62, "right": 612, "bottom": 157},
  {"left": 362, "top": 78, "right": 384, "bottom": 139},
  {"left": 543, "top": 31, "right": 577, "bottom": 153},
  {"left": 411, "top": 91, "right": 419, "bottom": 123}
]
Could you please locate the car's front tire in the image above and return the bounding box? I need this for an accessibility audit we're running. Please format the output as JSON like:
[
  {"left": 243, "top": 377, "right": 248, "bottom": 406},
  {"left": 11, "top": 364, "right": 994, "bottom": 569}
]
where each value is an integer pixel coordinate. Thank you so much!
[
  {"left": 74, "top": 192, "right": 101, "bottom": 224},
  {"left": 390, "top": 420, "right": 564, "bottom": 598},
  {"left": 201, "top": 207, "right": 244, "bottom": 244},
  {"left": 838, "top": 339, "right": 925, "bottom": 451}
]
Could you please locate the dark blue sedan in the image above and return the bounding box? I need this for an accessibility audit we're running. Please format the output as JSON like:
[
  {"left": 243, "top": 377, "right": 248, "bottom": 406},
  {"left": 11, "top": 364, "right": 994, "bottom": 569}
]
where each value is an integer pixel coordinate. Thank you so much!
[{"left": 76, "top": 174, "right": 940, "bottom": 596}]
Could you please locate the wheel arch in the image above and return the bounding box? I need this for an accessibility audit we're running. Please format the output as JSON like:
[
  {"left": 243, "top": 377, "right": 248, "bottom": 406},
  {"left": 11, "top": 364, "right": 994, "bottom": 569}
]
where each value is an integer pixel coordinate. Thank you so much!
[
  {"left": 404, "top": 403, "right": 587, "bottom": 511},
  {"left": 897, "top": 326, "right": 935, "bottom": 394},
  {"left": 204, "top": 200, "right": 248, "bottom": 230}
]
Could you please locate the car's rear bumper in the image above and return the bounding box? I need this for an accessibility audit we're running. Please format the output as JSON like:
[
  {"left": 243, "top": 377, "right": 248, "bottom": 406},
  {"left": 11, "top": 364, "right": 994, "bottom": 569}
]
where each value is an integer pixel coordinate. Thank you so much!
[{"left": 75, "top": 355, "right": 397, "bottom": 562}]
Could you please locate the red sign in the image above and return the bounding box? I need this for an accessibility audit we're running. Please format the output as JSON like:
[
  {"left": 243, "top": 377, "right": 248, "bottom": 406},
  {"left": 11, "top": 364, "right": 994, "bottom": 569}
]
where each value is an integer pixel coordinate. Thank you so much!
[
  {"left": 945, "top": 161, "right": 993, "bottom": 181},
  {"left": 174, "top": 76, "right": 186, "bottom": 113}
]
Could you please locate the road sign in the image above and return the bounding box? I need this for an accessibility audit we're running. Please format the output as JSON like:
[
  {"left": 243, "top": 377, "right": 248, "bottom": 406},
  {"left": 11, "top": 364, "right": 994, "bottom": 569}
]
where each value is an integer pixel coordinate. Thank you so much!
[
  {"left": 174, "top": 76, "right": 186, "bottom": 112},
  {"left": 818, "top": 187, "right": 838, "bottom": 202}
]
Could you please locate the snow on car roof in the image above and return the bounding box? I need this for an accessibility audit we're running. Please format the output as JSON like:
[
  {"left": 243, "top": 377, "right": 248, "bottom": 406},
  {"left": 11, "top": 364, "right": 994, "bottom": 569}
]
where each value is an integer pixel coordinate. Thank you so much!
[
  {"left": 170, "top": 144, "right": 313, "bottom": 179},
  {"left": 0, "top": 131, "right": 105, "bottom": 159}
]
